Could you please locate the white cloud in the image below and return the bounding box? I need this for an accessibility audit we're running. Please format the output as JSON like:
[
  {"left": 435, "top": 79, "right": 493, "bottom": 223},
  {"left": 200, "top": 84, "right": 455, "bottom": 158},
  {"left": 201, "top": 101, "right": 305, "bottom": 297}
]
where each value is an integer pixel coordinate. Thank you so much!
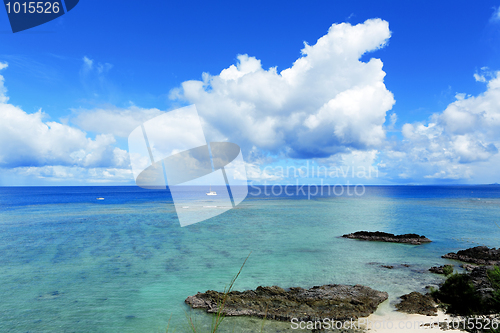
[
  {"left": 381, "top": 71, "right": 500, "bottom": 181},
  {"left": 0, "top": 64, "right": 129, "bottom": 174},
  {"left": 474, "top": 67, "right": 494, "bottom": 83},
  {"left": 79, "top": 56, "right": 115, "bottom": 99},
  {"left": 71, "top": 105, "right": 165, "bottom": 137},
  {"left": 2, "top": 165, "right": 133, "bottom": 184},
  {"left": 440, "top": 72, "right": 500, "bottom": 141},
  {"left": 0, "top": 103, "right": 129, "bottom": 169},
  {"left": 387, "top": 112, "right": 397, "bottom": 129},
  {"left": 82, "top": 56, "right": 93, "bottom": 71},
  {"left": 171, "top": 19, "right": 395, "bottom": 159},
  {"left": 474, "top": 73, "right": 487, "bottom": 83},
  {"left": 0, "top": 62, "right": 9, "bottom": 103},
  {"left": 491, "top": 6, "right": 500, "bottom": 22},
  {"left": 81, "top": 56, "right": 112, "bottom": 75}
]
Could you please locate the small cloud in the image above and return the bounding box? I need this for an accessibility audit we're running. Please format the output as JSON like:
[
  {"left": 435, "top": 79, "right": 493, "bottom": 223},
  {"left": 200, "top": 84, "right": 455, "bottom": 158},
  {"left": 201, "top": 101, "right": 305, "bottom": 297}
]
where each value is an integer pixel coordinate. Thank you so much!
[
  {"left": 81, "top": 56, "right": 112, "bottom": 75},
  {"left": 82, "top": 56, "right": 93, "bottom": 71},
  {"left": 474, "top": 67, "right": 493, "bottom": 82},
  {"left": 96, "top": 63, "right": 113, "bottom": 74},
  {"left": 0, "top": 61, "right": 8, "bottom": 103},
  {"left": 79, "top": 56, "right": 115, "bottom": 100},
  {"left": 490, "top": 6, "right": 500, "bottom": 22},
  {"left": 474, "top": 73, "right": 486, "bottom": 82},
  {"left": 386, "top": 112, "right": 397, "bottom": 130}
]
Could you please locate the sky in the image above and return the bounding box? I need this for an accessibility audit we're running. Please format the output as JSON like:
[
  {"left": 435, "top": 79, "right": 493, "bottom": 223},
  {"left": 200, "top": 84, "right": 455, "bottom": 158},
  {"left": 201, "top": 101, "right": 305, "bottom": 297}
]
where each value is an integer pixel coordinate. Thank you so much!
[{"left": 1, "top": 0, "right": 500, "bottom": 186}]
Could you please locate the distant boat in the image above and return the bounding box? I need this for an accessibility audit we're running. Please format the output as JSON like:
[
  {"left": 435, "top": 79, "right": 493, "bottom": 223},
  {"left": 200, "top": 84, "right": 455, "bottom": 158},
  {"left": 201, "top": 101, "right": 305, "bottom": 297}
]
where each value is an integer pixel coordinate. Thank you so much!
[
  {"left": 206, "top": 186, "right": 217, "bottom": 196},
  {"left": 96, "top": 197, "right": 105, "bottom": 200}
]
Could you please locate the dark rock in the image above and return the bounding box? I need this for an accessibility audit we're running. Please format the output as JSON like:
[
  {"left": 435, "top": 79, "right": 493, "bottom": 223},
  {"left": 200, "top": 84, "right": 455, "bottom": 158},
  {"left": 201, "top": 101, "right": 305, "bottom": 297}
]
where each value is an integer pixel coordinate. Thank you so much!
[
  {"left": 395, "top": 292, "right": 437, "bottom": 316},
  {"left": 185, "top": 284, "right": 388, "bottom": 321},
  {"left": 429, "top": 266, "right": 442, "bottom": 274},
  {"left": 429, "top": 265, "right": 453, "bottom": 275},
  {"left": 442, "top": 246, "right": 500, "bottom": 265},
  {"left": 342, "top": 231, "right": 431, "bottom": 245},
  {"left": 461, "top": 264, "right": 476, "bottom": 272},
  {"left": 469, "top": 265, "right": 496, "bottom": 301},
  {"left": 381, "top": 265, "right": 394, "bottom": 269}
]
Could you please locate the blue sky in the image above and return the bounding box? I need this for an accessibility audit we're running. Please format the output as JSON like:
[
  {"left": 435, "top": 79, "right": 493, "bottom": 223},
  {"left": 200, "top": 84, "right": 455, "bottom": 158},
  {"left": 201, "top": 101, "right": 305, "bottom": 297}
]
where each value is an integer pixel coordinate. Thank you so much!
[{"left": 1, "top": 1, "right": 500, "bottom": 185}]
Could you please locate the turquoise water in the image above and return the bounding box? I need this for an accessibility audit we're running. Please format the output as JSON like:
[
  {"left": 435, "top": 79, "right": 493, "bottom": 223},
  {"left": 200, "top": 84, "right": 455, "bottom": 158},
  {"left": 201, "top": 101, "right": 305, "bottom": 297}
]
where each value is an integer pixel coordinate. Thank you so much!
[{"left": 1, "top": 186, "right": 500, "bottom": 332}]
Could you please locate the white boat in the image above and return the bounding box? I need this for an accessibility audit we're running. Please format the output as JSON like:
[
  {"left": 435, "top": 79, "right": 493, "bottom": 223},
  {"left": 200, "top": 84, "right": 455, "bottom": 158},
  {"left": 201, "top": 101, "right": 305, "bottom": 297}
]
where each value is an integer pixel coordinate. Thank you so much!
[
  {"left": 206, "top": 186, "right": 217, "bottom": 196},
  {"left": 96, "top": 197, "right": 105, "bottom": 200}
]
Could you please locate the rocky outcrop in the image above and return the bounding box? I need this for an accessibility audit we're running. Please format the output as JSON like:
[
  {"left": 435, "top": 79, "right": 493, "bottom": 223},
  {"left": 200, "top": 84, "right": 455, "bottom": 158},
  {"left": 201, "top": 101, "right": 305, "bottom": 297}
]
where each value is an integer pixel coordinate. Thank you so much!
[
  {"left": 461, "top": 264, "right": 476, "bottom": 272},
  {"left": 429, "top": 265, "right": 453, "bottom": 275},
  {"left": 442, "top": 246, "right": 500, "bottom": 265},
  {"left": 185, "top": 284, "right": 388, "bottom": 321},
  {"left": 469, "top": 265, "right": 497, "bottom": 301},
  {"left": 342, "top": 231, "right": 431, "bottom": 245},
  {"left": 395, "top": 292, "right": 437, "bottom": 316}
]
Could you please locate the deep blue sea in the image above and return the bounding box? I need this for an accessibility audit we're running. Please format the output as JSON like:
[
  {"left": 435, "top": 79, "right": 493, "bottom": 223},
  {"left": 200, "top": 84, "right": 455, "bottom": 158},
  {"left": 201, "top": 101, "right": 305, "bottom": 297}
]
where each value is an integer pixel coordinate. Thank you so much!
[{"left": 1, "top": 185, "right": 500, "bottom": 332}]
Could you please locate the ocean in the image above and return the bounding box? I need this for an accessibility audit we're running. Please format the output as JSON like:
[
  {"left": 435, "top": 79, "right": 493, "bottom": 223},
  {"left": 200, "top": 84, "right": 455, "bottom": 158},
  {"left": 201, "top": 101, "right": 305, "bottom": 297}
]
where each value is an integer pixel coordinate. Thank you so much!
[{"left": 1, "top": 185, "right": 500, "bottom": 332}]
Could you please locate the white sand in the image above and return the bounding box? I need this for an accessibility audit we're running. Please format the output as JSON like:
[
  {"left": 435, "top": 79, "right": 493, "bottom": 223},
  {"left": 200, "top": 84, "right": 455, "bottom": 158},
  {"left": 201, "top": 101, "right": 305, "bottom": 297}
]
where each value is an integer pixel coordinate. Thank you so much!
[{"left": 359, "top": 301, "right": 464, "bottom": 333}]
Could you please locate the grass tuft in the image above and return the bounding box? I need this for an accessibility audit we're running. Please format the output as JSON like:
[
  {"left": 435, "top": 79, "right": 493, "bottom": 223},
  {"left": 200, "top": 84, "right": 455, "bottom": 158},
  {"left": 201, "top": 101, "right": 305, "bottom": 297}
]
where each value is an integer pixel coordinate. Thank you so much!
[{"left": 180, "top": 253, "right": 252, "bottom": 333}]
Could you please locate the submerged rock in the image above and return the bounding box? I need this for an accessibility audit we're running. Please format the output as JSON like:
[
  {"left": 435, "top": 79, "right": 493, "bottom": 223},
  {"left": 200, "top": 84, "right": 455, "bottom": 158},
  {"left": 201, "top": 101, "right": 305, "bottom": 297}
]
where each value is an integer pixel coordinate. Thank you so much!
[
  {"left": 367, "top": 262, "right": 413, "bottom": 270},
  {"left": 36, "top": 291, "right": 63, "bottom": 300},
  {"left": 342, "top": 231, "right": 431, "bottom": 245},
  {"left": 185, "top": 284, "right": 388, "bottom": 321},
  {"left": 395, "top": 292, "right": 437, "bottom": 316},
  {"left": 442, "top": 246, "right": 500, "bottom": 265}
]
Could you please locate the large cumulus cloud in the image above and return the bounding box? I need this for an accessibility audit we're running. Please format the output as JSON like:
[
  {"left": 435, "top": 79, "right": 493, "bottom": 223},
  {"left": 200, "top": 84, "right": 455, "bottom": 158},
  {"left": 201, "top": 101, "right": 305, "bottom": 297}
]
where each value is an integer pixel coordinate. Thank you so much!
[{"left": 171, "top": 19, "right": 395, "bottom": 159}]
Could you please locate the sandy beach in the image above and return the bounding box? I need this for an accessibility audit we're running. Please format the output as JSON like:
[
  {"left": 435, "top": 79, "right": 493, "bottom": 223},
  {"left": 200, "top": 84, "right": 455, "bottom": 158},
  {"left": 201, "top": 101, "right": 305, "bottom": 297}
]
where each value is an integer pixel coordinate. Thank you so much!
[{"left": 363, "top": 301, "right": 464, "bottom": 333}]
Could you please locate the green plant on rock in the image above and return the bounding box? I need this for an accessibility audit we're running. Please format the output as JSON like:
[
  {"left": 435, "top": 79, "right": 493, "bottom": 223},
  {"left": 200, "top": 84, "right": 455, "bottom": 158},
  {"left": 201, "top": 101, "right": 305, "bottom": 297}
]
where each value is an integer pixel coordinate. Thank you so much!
[
  {"left": 443, "top": 265, "right": 454, "bottom": 276},
  {"left": 431, "top": 273, "right": 482, "bottom": 315},
  {"left": 487, "top": 265, "right": 500, "bottom": 312}
]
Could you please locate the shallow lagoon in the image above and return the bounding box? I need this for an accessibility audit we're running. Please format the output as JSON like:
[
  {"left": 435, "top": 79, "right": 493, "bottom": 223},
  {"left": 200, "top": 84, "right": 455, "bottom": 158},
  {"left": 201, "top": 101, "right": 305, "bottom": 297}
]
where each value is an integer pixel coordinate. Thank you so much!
[{"left": 1, "top": 186, "right": 499, "bottom": 332}]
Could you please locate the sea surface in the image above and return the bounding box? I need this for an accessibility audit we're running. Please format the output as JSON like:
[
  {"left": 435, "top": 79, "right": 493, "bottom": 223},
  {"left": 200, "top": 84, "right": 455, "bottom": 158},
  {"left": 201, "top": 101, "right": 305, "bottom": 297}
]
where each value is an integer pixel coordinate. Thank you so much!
[{"left": 1, "top": 185, "right": 500, "bottom": 332}]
